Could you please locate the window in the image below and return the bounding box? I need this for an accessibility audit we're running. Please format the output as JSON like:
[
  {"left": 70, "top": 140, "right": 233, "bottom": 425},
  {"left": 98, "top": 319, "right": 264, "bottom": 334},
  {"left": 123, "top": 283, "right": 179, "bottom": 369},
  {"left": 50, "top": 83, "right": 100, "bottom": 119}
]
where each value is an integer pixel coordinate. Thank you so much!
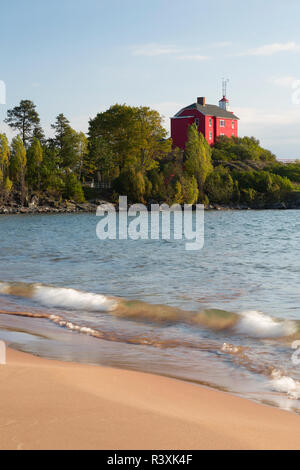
[
  {"left": 232, "top": 120, "right": 235, "bottom": 129},
  {"left": 209, "top": 118, "right": 212, "bottom": 127},
  {"left": 195, "top": 118, "right": 199, "bottom": 126},
  {"left": 220, "top": 120, "right": 225, "bottom": 127},
  {"left": 220, "top": 133, "right": 225, "bottom": 137},
  {"left": 209, "top": 131, "right": 212, "bottom": 140}
]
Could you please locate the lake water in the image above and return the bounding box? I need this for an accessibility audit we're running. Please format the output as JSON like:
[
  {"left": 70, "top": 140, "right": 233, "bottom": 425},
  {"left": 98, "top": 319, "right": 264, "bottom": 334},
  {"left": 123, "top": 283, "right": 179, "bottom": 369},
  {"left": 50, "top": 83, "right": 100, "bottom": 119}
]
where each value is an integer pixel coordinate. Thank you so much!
[{"left": 0, "top": 210, "right": 300, "bottom": 413}]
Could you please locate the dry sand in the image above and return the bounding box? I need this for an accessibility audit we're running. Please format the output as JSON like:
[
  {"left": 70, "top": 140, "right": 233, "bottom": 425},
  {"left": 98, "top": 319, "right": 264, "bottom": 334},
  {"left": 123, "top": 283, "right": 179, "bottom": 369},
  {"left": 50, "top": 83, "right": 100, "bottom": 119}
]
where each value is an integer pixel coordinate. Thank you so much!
[{"left": 0, "top": 346, "right": 299, "bottom": 450}]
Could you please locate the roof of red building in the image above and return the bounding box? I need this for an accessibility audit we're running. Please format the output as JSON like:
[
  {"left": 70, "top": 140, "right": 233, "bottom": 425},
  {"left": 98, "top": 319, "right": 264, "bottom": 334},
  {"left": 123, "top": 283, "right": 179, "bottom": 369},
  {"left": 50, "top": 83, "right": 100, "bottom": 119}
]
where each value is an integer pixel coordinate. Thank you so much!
[
  {"left": 219, "top": 96, "right": 229, "bottom": 102},
  {"left": 174, "top": 102, "right": 239, "bottom": 120}
]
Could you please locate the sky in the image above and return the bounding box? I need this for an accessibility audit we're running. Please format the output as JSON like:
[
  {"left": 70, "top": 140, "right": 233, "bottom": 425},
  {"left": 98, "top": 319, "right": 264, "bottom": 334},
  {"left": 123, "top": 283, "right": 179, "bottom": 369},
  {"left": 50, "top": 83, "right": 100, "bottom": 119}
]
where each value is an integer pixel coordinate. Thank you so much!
[{"left": 1, "top": 0, "right": 300, "bottom": 158}]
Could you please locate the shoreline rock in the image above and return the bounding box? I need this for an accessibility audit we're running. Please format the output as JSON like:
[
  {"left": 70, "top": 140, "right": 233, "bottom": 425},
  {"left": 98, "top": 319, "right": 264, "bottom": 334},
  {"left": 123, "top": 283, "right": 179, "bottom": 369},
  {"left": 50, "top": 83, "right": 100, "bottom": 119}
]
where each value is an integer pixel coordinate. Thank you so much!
[
  {"left": 0, "top": 202, "right": 99, "bottom": 215},
  {"left": 1, "top": 195, "right": 300, "bottom": 215}
]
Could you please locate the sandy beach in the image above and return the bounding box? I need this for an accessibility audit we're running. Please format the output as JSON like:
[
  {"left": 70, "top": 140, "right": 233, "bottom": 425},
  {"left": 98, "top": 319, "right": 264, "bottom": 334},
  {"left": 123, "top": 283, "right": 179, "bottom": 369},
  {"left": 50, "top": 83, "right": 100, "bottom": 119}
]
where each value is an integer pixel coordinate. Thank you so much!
[{"left": 0, "top": 346, "right": 298, "bottom": 450}]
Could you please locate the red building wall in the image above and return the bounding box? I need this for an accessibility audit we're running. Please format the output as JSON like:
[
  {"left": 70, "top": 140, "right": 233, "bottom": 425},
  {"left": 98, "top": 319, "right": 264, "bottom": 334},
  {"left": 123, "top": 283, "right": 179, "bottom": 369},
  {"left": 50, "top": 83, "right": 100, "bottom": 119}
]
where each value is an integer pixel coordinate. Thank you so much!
[
  {"left": 171, "top": 108, "right": 206, "bottom": 148},
  {"left": 215, "top": 116, "right": 238, "bottom": 140},
  {"left": 204, "top": 115, "right": 214, "bottom": 144},
  {"left": 171, "top": 111, "right": 238, "bottom": 149}
]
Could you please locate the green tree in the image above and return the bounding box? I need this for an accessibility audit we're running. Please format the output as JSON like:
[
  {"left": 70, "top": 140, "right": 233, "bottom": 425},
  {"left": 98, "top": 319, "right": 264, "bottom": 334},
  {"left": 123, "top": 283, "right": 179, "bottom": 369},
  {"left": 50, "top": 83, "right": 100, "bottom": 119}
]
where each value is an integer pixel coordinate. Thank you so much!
[
  {"left": 212, "top": 136, "right": 276, "bottom": 162},
  {"left": 51, "top": 114, "right": 80, "bottom": 171},
  {"left": 185, "top": 124, "right": 213, "bottom": 195},
  {"left": 205, "top": 166, "right": 234, "bottom": 204},
  {"left": 40, "top": 145, "right": 63, "bottom": 194},
  {"left": 135, "top": 106, "right": 172, "bottom": 171},
  {"left": 148, "top": 169, "right": 166, "bottom": 201},
  {"left": 10, "top": 136, "right": 27, "bottom": 204},
  {"left": 114, "top": 166, "right": 146, "bottom": 203},
  {"left": 5, "top": 100, "right": 41, "bottom": 147},
  {"left": 181, "top": 175, "right": 199, "bottom": 204},
  {"left": 3, "top": 177, "right": 13, "bottom": 203},
  {"left": 77, "top": 132, "right": 89, "bottom": 180},
  {"left": 51, "top": 113, "right": 72, "bottom": 149},
  {"left": 173, "top": 181, "right": 183, "bottom": 204},
  {"left": 86, "top": 136, "right": 118, "bottom": 184},
  {"left": 64, "top": 173, "right": 85, "bottom": 203},
  {"left": 27, "top": 138, "right": 43, "bottom": 190},
  {"left": 0, "top": 133, "right": 10, "bottom": 201},
  {"left": 88, "top": 104, "right": 171, "bottom": 174},
  {"left": 268, "top": 162, "right": 300, "bottom": 184},
  {"left": 32, "top": 124, "right": 46, "bottom": 145}
]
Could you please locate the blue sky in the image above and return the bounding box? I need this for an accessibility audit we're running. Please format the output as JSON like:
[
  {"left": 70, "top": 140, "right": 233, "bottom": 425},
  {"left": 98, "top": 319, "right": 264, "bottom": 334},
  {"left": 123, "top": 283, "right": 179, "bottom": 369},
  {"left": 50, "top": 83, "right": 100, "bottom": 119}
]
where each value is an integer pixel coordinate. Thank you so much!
[{"left": 1, "top": 0, "right": 300, "bottom": 157}]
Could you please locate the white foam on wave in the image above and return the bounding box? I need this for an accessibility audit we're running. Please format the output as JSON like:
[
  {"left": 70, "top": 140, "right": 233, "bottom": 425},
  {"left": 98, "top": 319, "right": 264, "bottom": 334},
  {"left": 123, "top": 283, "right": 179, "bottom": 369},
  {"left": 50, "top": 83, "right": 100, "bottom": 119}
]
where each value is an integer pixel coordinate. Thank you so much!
[
  {"left": 33, "top": 286, "right": 117, "bottom": 312},
  {"left": 271, "top": 369, "right": 300, "bottom": 400},
  {"left": 235, "top": 310, "right": 296, "bottom": 338},
  {"left": 49, "top": 314, "right": 99, "bottom": 335},
  {"left": 221, "top": 342, "right": 242, "bottom": 354}
]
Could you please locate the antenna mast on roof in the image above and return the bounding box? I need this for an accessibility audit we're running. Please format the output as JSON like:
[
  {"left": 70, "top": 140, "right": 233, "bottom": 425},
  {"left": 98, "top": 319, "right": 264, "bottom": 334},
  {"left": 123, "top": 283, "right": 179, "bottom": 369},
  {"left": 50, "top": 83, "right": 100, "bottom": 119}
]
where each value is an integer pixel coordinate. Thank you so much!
[
  {"left": 219, "top": 79, "right": 230, "bottom": 110},
  {"left": 222, "top": 78, "right": 229, "bottom": 97}
]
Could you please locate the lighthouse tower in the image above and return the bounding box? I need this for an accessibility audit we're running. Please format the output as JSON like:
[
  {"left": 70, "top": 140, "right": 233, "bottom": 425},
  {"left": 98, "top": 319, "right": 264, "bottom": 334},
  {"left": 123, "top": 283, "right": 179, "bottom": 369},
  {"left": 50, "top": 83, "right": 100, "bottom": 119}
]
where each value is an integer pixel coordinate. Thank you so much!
[{"left": 219, "top": 79, "right": 229, "bottom": 111}]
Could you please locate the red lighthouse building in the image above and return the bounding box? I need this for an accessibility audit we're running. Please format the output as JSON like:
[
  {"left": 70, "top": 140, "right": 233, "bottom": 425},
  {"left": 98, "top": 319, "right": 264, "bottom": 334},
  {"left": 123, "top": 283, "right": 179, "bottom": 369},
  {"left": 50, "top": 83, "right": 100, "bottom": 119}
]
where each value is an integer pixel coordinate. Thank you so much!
[{"left": 171, "top": 92, "right": 239, "bottom": 149}]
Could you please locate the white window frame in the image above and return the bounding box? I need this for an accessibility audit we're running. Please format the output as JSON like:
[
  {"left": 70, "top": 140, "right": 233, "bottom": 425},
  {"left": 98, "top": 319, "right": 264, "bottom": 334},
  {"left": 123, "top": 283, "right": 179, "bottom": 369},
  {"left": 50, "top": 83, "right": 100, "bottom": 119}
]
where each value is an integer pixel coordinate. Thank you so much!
[
  {"left": 209, "top": 131, "right": 212, "bottom": 140},
  {"left": 195, "top": 118, "right": 199, "bottom": 126},
  {"left": 209, "top": 118, "right": 212, "bottom": 127},
  {"left": 232, "top": 120, "right": 235, "bottom": 129},
  {"left": 220, "top": 120, "right": 225, "bottom": 127},
  {"left": 220, "top": 133, "right": 225, "bottom": 137}
]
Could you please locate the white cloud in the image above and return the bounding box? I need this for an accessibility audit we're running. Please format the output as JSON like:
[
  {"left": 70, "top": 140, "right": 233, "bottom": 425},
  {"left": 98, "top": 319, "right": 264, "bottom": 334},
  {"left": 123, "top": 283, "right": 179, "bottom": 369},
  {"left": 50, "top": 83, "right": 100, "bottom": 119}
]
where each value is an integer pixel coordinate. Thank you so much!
[
  {"left": 235, "top": 106, "right": 300, "bottom": 157},
  {"left": 269, "top": 76, "right": 297, "bottom": 88},
  {"left": 177, "top": 54, "right": 210, "bottom": 61},
  {"left": 131, "top": 43, "right": 213, "bottom": 60},
  {"left": 238, "top": 42, "right": 300, "bottom": 56},
  {"left": 235, "top": 106, "right": 300, "bottom": 125},
  {"left": 131, "top": 43, "right": 181, "bottom": 57}
]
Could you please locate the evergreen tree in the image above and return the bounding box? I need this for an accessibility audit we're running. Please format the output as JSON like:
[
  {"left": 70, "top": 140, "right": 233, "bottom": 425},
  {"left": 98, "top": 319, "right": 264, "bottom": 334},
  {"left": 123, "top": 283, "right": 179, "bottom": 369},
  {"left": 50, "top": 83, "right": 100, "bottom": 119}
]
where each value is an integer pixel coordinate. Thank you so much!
[
  {"left": 27, "top": 138, "right": 43, "bottom": 190},
  {"left": 77, "top": 132, "right": 89, "bottom": 180},
  {"left": 51, "top": 113, "right": 72, "bottom": 149},
  {"left": 64, "top": 173, "right": 85, "bottom": 203},
  {"left": 51, "top": 114, "right": 80, "bottom": 171},
  {"left": 5, "top": 100, "right": 41, "bottom": 147},
  {"left": 32, "top": 124, "right": 46, "bottom": 145}
]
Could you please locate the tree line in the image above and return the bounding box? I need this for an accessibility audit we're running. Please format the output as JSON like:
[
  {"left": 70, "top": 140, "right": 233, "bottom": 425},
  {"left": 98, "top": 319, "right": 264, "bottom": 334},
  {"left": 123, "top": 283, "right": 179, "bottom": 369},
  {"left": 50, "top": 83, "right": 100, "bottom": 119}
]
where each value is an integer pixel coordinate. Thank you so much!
[{"left": 0, "top": 99, "right": 297, "bottom": 207}]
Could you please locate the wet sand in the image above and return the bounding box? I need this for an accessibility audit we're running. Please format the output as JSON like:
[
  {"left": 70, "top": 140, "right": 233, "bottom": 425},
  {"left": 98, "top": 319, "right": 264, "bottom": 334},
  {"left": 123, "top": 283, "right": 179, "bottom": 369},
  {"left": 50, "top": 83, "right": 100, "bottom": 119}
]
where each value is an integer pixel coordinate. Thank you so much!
[{"left": 0, "top": 346, "right": 299, "bottom": 450}]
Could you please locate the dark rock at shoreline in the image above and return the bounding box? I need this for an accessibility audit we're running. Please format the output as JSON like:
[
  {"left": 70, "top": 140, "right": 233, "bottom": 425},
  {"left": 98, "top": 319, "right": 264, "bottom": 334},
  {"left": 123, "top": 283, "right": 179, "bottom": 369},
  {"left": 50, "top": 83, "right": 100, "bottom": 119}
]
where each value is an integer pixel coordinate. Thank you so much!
[
  {"left": 0, "top": 200, "right": 99, "bottom": 215},
  {"left": 1, "top": 196, "right": 300, "bottom": 215}
]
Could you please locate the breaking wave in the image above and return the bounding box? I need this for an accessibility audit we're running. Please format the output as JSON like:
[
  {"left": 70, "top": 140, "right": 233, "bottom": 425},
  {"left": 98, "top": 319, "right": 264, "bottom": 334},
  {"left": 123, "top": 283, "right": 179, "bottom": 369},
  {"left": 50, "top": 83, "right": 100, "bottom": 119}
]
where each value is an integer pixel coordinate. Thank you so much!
[
  {"left": 271, "top": 370, "right": 300, "bottom": 400},
  {"left": 0, "top": 282, "right": 117, "bottom": 312},
  {"left": 234, "top": 310, "right": 297, "bottom": 338},
  {"left": 1, "top": 280, "right": 300, "bottom": 402},
  {"left": 0, "top": 281, "right": 298, "bottom": 339}
]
